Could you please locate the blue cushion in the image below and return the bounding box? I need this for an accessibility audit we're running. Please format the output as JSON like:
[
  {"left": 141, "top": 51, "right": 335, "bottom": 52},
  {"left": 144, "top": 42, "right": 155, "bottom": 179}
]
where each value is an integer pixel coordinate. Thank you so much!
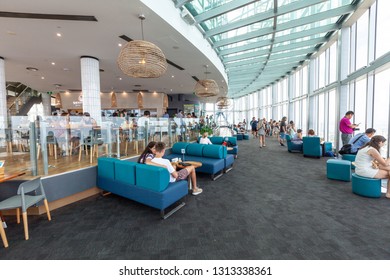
[
  {"left": 352, "top": 173, "right": 382, "bottom": 198},
  {"left": 235, "top": 134, "right": 243, "bottom": 140},
  {"left": 203, "top": 144, "right": 227, "bottom": 159},
  {"left": 171, "top": 142, "right": 190, "bottom": 154},
  {"left": 326, "top": 159, "right": 351, "bottom": 181},
  {"left": 136, "top": 164, "right": 169, "bottom": 192},
  {"left": 186, "top": 143, "right": 204, "bottom": 157},
  {"left": 243, "top": 134, "right": 249, "bottom": 140},
  {"left": 303, "top": 136, "right": 322, "bottom": 157},
  {"left": 225, "top": 154, "right": 234, "bottom": 169},
  {"left": 115, "top": 160, "right": 137, "bottom": 185},
  {"left": 342, "top": 154, "right": 356, "bottom": 170},
  {"left": 97, "top": 157, "right": 118, "bottom": 180},
  {"left": 210, "top": 136, "right": 224, "bottom": 145}
]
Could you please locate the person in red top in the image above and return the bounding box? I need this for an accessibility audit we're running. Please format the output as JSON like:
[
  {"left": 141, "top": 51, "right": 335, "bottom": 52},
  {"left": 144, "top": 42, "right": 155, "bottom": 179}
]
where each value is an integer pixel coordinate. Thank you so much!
[{"left": 339, "top": 111, "right": 359, "bottom": 145}]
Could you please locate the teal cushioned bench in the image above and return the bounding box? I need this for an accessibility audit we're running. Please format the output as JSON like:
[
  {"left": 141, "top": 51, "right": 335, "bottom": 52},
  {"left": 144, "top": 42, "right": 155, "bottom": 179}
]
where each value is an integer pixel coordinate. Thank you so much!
[{"left": 352, "top": 173, "right": 382, "bottom": 198}]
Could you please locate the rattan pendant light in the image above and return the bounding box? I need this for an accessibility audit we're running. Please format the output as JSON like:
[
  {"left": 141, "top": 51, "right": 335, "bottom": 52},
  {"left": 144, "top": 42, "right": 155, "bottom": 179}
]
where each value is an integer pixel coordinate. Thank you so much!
[
  {"left": 194, "top": 65, "right": 219, "bottom": 97},
  {"left": 117, "top": 15, "right": 167, "bottom": 78},
  {"left": 216, "top": 96, "right": 231, "bottom": 109}
]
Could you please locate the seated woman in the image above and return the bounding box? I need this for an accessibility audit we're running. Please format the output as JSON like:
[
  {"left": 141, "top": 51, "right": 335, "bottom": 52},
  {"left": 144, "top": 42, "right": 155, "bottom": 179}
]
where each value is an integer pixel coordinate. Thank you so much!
[
  {"left": 292, "top": 129, "right": 303, "bottom": 144},
  {"left": 355, "top": 135, "right": 390, "bottom": 198},
  {"left": 199, "top": 132, "right": 212, "bottom": 145},
  {"left": 137, "top": 141, "right": 174, "bottom": 169},
  {"left": 152, "top": 142, "right": 203, "bottom": 196},
  {"left": 307, "top": 129, "right": 316, "bottom": 136}
]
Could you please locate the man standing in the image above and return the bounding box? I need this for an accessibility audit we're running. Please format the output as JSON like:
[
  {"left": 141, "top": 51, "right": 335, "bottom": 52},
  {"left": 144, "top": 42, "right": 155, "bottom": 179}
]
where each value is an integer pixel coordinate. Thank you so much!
[
  {"left": 250, "top": 117, "right": 258, "bottom": 138},
  {"left": 339, "top": 111, "right": 359, "bottom": 145},
  {"left": 348, "top": 128, "right": 376, "bottom": 154}
]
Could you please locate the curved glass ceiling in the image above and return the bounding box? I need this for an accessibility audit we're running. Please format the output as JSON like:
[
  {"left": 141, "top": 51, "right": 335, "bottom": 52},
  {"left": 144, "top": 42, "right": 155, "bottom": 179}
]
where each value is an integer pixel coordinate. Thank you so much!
[{"left": 173, "top": 0, "right": 359, "bottom": 98}]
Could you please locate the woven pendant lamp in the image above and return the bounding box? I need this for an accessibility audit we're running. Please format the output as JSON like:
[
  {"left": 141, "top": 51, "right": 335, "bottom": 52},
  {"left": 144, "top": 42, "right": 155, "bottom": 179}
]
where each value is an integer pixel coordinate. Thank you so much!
[
  {"left": 117, "top": 15, "right": 167, "bottom": 78},
  {"left": 137, "top": 92, "right": 144, "bottom": 109},
  {"left": 111, "top": 92, "right": 117, "bottom": 107},
  {"left": 194, "top": 65, "right": 219, "bottom": 97},
  {"left": 216, "top": 97, "right": 231, "bottom": 109}
]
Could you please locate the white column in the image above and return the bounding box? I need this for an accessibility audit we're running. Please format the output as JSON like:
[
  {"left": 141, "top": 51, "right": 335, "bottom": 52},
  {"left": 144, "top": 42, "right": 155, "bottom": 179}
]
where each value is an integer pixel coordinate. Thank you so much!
[
  {"left": 0, "top": 57, "right": 7, "bottom": 129},
  {"left": 41, "top": 92, "right": 52, "bottom": 116},
  {"left": 80, "top": 56, "right": 101, "bottom": 124}
]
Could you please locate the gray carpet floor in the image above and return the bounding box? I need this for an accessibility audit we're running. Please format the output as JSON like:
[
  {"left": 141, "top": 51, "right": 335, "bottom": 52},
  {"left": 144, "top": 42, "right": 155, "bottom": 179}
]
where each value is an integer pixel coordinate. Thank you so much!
[{"left": 2, "top": 136, "right": 390, "bottom": 260}]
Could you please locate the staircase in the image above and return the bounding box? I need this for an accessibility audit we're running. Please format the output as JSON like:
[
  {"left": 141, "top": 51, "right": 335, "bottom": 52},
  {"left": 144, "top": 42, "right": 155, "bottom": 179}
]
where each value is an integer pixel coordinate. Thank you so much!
[{"left": 6, "top": 82, "right": 42, "bottom": 116}]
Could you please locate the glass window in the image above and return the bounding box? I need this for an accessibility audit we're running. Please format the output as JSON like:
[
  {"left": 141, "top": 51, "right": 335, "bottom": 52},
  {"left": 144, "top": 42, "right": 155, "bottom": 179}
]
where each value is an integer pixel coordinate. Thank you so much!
[
  {"left": 373, "top": 66, "right": 390, "bottom": 156},
  {"left": 354, "top": 77, "right": 367, "bottom": 130},
  {"left": 355, "top": 10, "right": 369, "bottom": 70},
  {"left": 318, "top": 94, "right": 325, "bottom": 137},
  {"left": 318, "top": 53, "right": 326, "bottom": 88},
  {"left": 328, "top": 90, "right": 336, "bottom": 143},
  {"left": 376, "top": 0, "right": 390, "bottom": 59},
  {"left": 329, "top": 42, "right": 337, "bottom": 84}
]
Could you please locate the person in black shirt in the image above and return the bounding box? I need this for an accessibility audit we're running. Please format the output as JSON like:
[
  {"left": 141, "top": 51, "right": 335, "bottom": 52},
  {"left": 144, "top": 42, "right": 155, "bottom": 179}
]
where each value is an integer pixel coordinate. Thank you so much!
[{"left": 279, "top": 116, "right": 287, "bottom": 146}]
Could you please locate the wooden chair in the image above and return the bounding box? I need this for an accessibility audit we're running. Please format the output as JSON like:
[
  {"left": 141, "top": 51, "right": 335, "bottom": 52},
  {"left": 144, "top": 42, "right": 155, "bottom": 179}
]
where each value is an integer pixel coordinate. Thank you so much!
[
  {"left": 0, "top": 220, "right": 8, "bottom": 248},
  {"left": 0, "top": 177, "right": 51, "bottom": 242}
]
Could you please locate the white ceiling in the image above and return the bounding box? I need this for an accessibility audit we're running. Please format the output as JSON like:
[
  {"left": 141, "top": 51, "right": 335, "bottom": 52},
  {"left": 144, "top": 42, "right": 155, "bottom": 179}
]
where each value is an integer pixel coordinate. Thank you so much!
[{"left": 0, "top": 0, "right": 227, "bottom": 95}]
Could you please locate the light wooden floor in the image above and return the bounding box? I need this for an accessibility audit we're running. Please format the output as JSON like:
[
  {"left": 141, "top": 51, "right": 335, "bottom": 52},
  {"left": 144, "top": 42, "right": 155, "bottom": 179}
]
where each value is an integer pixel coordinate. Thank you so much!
[{"left": 0, "top": 141, "right": 142, "bottom": 180}]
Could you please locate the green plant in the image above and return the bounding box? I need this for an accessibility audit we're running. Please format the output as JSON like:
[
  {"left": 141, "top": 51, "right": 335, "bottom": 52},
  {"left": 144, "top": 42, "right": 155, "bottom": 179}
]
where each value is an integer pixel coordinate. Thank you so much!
[{"left": 200, "top": 125, "right": 213, "bottom": 135}]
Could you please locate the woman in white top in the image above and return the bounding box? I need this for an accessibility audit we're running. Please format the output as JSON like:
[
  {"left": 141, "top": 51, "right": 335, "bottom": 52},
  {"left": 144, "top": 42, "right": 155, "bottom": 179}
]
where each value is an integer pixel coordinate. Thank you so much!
[
  {"left": 355, "top": 135, "right": 390, "bottom": 198},
  {"left": 199, "top": 132, "right": 212, "bottom": 145}
]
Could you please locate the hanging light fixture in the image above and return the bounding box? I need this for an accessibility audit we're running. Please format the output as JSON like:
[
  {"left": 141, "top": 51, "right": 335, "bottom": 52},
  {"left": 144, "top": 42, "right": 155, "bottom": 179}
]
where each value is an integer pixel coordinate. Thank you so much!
[
  {"left": 117, "top": 14, "right": 167, "bottom": 78},
  {"left": 216, "top": 97, "right": 231, "bottom": 109},
  {"left": 194, "top": 65, "right": 219, "bottom": 97},
  {"left": 163, "top": 93, "right": 169, "bottom": 108},
  {"left": 111, "top": 91, "right": 117, "bottom": 107},
  {"left": 137, "top": 92, "right": 144, "bottom": 109}
]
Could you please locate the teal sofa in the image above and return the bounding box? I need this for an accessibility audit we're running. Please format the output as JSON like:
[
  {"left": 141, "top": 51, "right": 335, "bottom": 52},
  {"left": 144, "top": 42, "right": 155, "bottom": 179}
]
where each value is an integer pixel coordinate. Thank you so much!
[
  {"left": 97, "top": 157, "right": 188, "bottom": 219},
  {"left": 164, "top": 142, "right": 234, "bottom": 180},
  {"left": 198, "top": 136, "right": 238, "bottom": 158}
]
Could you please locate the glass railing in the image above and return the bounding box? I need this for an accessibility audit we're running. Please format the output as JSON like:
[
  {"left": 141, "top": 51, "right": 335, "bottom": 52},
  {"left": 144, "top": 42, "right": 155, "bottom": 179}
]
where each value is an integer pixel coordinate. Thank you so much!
[{"left": 0, "top": 116, "right": 201, "bottom": 177}]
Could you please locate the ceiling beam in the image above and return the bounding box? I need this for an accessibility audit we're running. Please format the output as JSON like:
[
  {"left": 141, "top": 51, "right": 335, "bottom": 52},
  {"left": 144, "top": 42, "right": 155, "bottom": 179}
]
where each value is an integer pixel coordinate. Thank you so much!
[
  {"left": 218, "top": 23, "right": 336, "bottom": 56},
  {"left": 175, "top": 0, "right": 193, "bottom": 9},
  {"left": 212, "top": 4, "right": 354, "bottom": 48},
  {"left": 205, "top": 0, "right": 328, "bottom": 38},
  {"left": 194, "top": 0, "right": 259, "bottom": 24},
  {"left": 222, "top": 38, "right": 324, "bottom": 63}
]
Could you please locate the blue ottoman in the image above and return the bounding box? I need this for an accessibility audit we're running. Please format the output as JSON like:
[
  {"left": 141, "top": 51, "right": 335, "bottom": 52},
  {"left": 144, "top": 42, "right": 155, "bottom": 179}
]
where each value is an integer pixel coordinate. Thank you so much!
[
  {"left": 327, "top": 159, "right": 351, "bottom": 181},
  {"left": 322, "top": 142, "right": 332, "bottom": 155},
  {"left": 342, "top": 154, "right": 356, "bottom": 170},
  {"left": 352, "top": 173, "right": 381, "bottom": 198},
  {"left": 243, "top": 134, "right": 249, "bottom": 140},
  {"left": 235, "top": 134, "right": 243, "bottom": 140}
]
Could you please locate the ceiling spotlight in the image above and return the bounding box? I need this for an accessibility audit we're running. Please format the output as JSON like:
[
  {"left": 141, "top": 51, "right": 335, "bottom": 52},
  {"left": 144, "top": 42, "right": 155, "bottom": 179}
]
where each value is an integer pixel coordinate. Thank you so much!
[
  {"left": 51, "top": 62, "right": 55, "bottom": 65},
  {"left": 54, "top": 84, "right": 62, "bottom": 88},
  {"left": 26, "top": 67, "right": 38, "bottom": 71},
  {"left": 118, "top": 43, "right": 122, "bottom": 47},
  {"left": 56, "top": 33, "right": 62, "bottom": 37},
  {"left": 41, "top": 76, "right": 45, "bottom": 79}
]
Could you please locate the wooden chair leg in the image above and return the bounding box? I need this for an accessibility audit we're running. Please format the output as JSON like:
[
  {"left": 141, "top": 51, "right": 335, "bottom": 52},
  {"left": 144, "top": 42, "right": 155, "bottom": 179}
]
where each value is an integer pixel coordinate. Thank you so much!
[
  {"left": 16, "top": 208, "right": 20, "bottom": 224},
  {"left": 43, "top": 199, "right": 51, "bottom": 221},
  {"left": 90, "top": 146, "right": 93, "bottom": 163},
  {"left": 22, "top": 212, "right": 29, "bottom": 240},
  {"left": 78, "top": 145, "right": 83, "bottom": 161},
  {"left": 37, "top": 144, "right": 41, "bottom": 160},
  {"left": 0, "top": 222, "right": 8, "bottom": 248},
  {"left": 54, "top": 145, "right": 57, "bottom": 160}
]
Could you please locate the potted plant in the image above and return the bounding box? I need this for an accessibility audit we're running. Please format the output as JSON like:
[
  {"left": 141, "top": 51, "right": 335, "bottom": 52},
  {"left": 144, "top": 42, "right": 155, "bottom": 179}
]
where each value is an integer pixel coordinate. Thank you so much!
[{"left": 200, "top": 125, "right": 213, "bottom": 136}]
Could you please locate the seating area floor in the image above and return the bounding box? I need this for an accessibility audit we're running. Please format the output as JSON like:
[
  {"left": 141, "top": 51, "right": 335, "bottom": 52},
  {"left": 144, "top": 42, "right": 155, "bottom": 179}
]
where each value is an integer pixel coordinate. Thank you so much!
[{"left": 2, "top": 136, "right": 390, "bottom": 259}]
